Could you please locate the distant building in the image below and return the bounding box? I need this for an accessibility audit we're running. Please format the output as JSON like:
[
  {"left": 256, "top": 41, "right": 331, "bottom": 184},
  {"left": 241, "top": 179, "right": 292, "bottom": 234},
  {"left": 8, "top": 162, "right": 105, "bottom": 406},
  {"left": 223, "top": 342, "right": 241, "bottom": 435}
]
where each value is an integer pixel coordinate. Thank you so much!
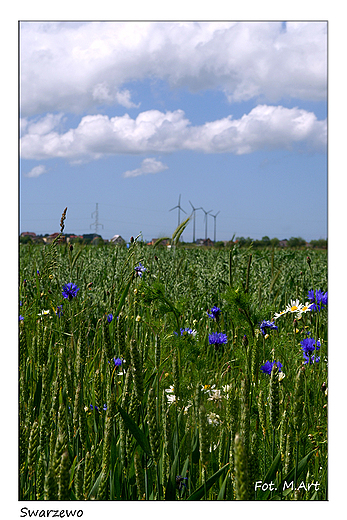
[
  {"left": 195, "top": 238, "right": 213, "bottom": 246},
  {"left": 66, "top": 235, "right": 83, "bottom": 243},
  {"left": 278, "top": 240, "right": 288, "bottom": 247},
  {"left": 21, "top": 232, "right": 36, "bottom": 238},
  {"left": 20, "top": 231, "right": 44, "bottom": 244},
  {"left": 110, "top": 234, "right": 126, "bottom": 245},
  {"left": 150, "top": 238, "right": 170, "bottom": 246},
  {"left": 43, "top": 233, "right": 64, "bottom": 244}
]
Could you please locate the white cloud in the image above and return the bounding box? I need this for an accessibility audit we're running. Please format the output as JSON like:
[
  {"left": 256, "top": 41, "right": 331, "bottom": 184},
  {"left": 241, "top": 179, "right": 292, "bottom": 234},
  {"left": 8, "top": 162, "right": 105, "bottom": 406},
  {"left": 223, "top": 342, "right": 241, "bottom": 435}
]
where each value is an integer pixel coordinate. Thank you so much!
[
  {"left": 123, "top": 157, "right": 169, "bottom": 178},
  {"left": 20, "top": 21, "right": 327, "bottom": 117},
  {"left": 20, "top": 105, "right": 327, "bottom": 161},
  {"left": 24, "top": 165, "right": 48, "bottom": 178},
  {"left": 22, "top": 113, "right": 65, "bottom": 136}
]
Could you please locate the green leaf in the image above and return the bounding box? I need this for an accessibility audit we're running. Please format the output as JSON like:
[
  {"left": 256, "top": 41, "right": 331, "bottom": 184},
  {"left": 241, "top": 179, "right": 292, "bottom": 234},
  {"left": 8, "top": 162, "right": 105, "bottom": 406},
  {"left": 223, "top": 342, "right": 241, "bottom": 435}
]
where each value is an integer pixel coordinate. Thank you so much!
[
  {"left": 172, "top": 216, "right": 191, "bottom": 246},
  {"left": 68, "top": 456, "right": 78, "bottom": 489},
  {"left": 88, "top": 471, "right": 103, "bottom": 500},
  {"left": 117, "top": 405, "right": 151, "bottom": 456},
  {"left": 256, "top": 450, "right": 282, "bottom": 500},
  {"left": 217, "top": 469, "right": 230, "bottom": 500},
  {"left": 191, "top": 427, "right": 200, "bottom": 464},
  {"left": 153, "top": 237, "right": 171, "bottom": 248},
  {"left": 164, "top": 445, "right": 181, "bottom": 501},
  {"left": 278, "top": 449, "right": 316, "bottom": 497},
  {"left": 187, "top": 463, "right": 229, "bottom": 501},
  {"left": 71, "top": 248, "right": 83, "bottom": 271},
  {"left": 114, "top": 275, "right": 133, "bottom": 318}
]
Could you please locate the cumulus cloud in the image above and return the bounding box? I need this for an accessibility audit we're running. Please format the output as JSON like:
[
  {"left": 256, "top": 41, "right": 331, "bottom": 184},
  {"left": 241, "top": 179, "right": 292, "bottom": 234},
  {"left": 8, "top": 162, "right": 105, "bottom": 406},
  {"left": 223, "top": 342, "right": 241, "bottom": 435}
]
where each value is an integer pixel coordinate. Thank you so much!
[
  {"left": 123, "top": 158, "right": 169, "bottom": 178},
  {"left": 20, "top": 21, "right": 327, "bottom": 117},
  {"left": 24, "top": 165, "right": 48, "bottom": 178},
  {"left": 20, "top": 105, "right": 327, "bottom": 162}
]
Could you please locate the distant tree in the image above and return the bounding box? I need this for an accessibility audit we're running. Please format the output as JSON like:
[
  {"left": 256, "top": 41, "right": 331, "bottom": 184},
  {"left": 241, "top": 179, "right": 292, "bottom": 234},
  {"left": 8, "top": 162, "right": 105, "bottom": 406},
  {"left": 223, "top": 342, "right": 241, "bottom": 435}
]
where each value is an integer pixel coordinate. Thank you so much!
[
  {"left": 287, "top": 236, "right": 306, "bottom": 248},
  {"left": 270, "top": 237, "right": 280, "bottom": 247},
  {"left": 19, "top": 235, "right": 33, "bottom": 244},
  {"left": 70, "top": 236, "right": 83, "bottom": 245},
  {"left": 92, "top": 236, "right": 104, "bottom": 246},
  {"left": 82, "top": 233, "right": 102, "bottom": 245},
  {"left": 310, "top": 239, "right": 327, "bottom": 249},
  {"left": 236, "top": 237, "right": 252, "bottom": 247}
]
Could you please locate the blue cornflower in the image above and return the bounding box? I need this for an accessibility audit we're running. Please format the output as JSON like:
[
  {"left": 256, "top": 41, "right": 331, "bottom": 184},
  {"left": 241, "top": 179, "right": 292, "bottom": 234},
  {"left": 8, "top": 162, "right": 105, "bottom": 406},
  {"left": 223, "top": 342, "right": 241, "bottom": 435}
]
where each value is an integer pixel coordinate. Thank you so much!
[
  {"left": 113, "top": 357, "right": 123, "bottom": 367},
  {"left": 207, "top": 306, "right": 221, "bottom": 320},
  {"left": 56, "top": 305, "right": 63, "bottom": 317},
  {"left": 208, "top": 332, "right": 228, "bottom": 346},
  {"left": 260, "top": 320, "right": 278, "bottom": 336},
  {"left": 303, "top": 352, "right": 321, "bottom": 365},
  {"left": 174, "top": 328, "right": 197, "bottom": 338},
  {"left": 62, "top": 282, "right": 80, "bottom": 301},
  {"left": 176, "top": 475, "right": 188, "bottom": 491},
  {"left": 307, "top": 289, "right": 328, "bottom": 311},
  {"left": 107, "top": 313, "right": 113, "bottom": 323},
  {"left": 134, "top": 262, "right": 146, "bottom": 278},
  {"left": 300, "top": 337, "right": 321, "bottom": 355},
  {"left": 90, "top": 403, "right": 107, "bottom": 412},
  {"left": 260, "top": 360, "right": 283, "bottom": 375},
  {"left": 19, "top": 315, "right": 24, "bottom": 321}
]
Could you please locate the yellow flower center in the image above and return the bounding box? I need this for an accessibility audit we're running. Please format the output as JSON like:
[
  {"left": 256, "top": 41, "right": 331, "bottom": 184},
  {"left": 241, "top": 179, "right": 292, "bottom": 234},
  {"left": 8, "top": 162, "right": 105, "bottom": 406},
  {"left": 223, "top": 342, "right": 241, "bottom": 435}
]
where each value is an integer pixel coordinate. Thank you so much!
[{"left": 291, "top": 306, "right": 298, "bottom": 311}]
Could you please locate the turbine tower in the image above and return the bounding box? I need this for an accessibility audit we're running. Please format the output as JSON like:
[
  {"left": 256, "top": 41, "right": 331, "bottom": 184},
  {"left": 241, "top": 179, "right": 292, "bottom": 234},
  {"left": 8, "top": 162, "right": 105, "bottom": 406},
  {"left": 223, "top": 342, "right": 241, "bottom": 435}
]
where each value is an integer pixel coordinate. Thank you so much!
[
  {"left": 169, "top": 194, "right": 187, "bottom": 227},
  {"left": 201, "top": 207, "right": 213, "bottom": 241},
  {"left": 210, "top": 211, "right": 220, "bottom": 244},
  {"left": 189, "top": 200, "right": 202, "bottom": 244}
]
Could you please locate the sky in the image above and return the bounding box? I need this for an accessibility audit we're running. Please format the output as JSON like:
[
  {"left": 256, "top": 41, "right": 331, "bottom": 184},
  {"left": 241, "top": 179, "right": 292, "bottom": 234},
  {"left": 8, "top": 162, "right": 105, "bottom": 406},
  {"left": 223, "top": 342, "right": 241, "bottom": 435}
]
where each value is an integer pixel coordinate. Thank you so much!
[{"left": 19, "top": 21, "right": 327, "bottom": 243}]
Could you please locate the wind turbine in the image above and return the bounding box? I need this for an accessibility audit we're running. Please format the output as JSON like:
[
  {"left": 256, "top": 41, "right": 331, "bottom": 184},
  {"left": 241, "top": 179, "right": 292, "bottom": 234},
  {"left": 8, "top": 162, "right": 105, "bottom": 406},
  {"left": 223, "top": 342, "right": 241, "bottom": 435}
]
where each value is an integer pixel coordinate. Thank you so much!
[
  {"left": 210, "top": 211, "right": 220, "bottom": 244},
  {"left": 201, "top": 207, "right": 213, "bottom": 241},
  {"left": 189, "top": 200, "right": 202, "bottom": 244},
  {"left": 169, "top": 194, "right": 187, "bottom": 227}
]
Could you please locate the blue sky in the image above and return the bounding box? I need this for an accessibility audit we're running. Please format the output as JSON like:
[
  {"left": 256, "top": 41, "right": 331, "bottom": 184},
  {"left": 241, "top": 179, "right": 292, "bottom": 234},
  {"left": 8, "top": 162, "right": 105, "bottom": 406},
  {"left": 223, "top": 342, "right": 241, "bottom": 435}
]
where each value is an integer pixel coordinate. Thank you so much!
[{"left": 19, "top": 21, "right": 327, "bottom": 243}]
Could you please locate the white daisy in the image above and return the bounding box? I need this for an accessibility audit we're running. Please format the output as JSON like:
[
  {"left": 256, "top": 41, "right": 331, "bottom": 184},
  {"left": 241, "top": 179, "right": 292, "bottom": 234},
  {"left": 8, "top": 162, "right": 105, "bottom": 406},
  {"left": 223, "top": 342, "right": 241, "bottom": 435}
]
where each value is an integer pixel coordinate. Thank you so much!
[
  {"left": 207, "top": 389, "right": 224, "bottom": 407},
  {"left": 296, "top": 302, "right": 313, "bottom": 318},
  {"left": 273, "top": 309, "right": 288, "bottom": 320},
  {"left": 38, "top": 309, "right": 50, "bottom": 317},
  {"left": 286, "top": 299, "right": 304, "bottom": 314},
  {"left": 164, "top": 386, "right": 177, "bottom": 405},
  {"left": 207, "top": 412, "right": 220, "bottom": 425}
]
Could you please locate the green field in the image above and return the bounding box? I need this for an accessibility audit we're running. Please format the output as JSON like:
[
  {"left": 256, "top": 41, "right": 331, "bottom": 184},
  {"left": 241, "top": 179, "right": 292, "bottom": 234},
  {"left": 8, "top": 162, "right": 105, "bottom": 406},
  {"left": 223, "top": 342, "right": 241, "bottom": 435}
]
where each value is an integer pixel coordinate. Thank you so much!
[{"left": 19, "top": 236, "right": 328, "bottom": 501}]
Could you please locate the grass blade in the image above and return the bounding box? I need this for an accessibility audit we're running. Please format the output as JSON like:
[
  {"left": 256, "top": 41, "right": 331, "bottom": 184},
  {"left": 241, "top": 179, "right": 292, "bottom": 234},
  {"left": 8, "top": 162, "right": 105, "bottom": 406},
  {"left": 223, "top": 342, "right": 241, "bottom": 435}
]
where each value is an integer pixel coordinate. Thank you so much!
[{"left": 187, "top": 463, "right": 229, "bottom": 501}]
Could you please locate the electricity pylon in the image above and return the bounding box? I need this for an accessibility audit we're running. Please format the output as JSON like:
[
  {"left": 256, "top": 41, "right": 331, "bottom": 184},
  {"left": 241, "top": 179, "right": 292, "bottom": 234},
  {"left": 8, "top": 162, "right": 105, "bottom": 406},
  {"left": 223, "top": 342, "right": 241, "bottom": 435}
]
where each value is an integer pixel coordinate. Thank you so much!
[{"left": 90, "top": 203, "right": 104, "bottom": 235}]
